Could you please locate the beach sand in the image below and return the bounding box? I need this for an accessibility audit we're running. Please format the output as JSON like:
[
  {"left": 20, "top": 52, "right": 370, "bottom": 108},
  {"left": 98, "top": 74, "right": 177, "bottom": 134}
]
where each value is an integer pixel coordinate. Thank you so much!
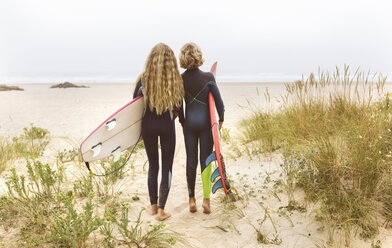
[{"left": 1, "top": 83, "right": 391, "bottom": 247}]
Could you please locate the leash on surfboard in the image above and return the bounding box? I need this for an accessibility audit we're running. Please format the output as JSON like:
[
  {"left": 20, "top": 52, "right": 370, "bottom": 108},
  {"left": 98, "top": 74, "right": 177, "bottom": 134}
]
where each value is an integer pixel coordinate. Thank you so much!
[{"left": 84, "top": 133, "right": 143, "bottom": 177}]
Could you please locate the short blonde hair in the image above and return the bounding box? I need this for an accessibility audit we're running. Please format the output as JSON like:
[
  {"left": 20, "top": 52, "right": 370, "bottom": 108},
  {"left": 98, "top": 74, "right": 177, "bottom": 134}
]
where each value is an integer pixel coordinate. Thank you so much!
[{"left": 179, "top": 42, "right": 204, "bottom": 69}]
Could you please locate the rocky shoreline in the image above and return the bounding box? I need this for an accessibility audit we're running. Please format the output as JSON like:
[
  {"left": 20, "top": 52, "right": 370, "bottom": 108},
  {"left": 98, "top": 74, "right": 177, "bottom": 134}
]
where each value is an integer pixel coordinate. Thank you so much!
[
  {"left": 0, "top": 84, "right": 24, "bottom": 91},
  {"left": 50, "top": 82, "right": 89, "bottom": 88}
]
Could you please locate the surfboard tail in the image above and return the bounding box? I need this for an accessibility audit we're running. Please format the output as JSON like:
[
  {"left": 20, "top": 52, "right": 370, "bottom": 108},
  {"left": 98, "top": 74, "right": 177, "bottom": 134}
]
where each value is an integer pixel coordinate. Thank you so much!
[
  {"left": 212, "top": 179, "right": 223, "bottom": 194},
  {"left": 212, "top": 177, "right": 232, "bottom": 195},
  {"left": 206, "top": 151, "right": 232, "bottom": 196},
  {"left": 84, "top": 162, "right": 95, "bottom": 175},
  {"left": 105, "top": 118, "right": 117, "bottom": 131},
  {"left": 91, "top": 143, "right": 102, "bottom": 158},
  {"left": 219, "top": 156, "right": 232, "bottom": 196},
  {"left": 111, "top": 146, "right": 122, "bottom": 162},
  {"left": 211, "top": 167, "right": 220, "bottom": 182}
]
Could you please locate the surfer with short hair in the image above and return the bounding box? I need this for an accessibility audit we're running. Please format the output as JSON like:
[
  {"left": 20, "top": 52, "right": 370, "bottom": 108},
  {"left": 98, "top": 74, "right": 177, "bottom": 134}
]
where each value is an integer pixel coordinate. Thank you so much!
[
  {"left": 178, "top": 42, "right": 225, "bottom": 214},
  {"left": 133, "top": 43, "right": 184, "bottom": 221}
]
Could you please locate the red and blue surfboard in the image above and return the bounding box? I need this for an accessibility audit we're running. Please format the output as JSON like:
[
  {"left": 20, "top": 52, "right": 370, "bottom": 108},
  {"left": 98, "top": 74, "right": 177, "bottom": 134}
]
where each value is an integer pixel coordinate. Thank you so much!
[{"left": 206, "top": 62, "right": 232, "bottom": 197}]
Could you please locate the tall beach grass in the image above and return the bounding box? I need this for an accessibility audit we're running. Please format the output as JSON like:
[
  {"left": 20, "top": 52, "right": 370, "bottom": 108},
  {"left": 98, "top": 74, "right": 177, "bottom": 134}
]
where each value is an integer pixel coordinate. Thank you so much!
[
  {"left": 0, "top": 139, "right": 15, "bottom": 175},
  {"left": 0, "top": 124, "right": 50, "bottom": 175},
  {"left": 239, "top": 66, "right": 392, "bottom": 240}
]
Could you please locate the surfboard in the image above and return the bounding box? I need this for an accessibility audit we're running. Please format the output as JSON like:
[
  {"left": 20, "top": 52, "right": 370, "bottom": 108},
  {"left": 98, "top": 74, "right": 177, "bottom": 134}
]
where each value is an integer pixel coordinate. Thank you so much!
[
  {"left": 205, "top": 62, "right": 232, "bottom": 197},
  {"left": 80, "top": 95, "right": 144, "bottom": 163}
]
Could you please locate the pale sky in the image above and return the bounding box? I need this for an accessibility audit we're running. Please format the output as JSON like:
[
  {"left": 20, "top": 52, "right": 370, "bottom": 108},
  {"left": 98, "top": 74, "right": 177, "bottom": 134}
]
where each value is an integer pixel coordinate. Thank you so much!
[{"left": 0, "top": 0, "right": 391, "bottom": 83}]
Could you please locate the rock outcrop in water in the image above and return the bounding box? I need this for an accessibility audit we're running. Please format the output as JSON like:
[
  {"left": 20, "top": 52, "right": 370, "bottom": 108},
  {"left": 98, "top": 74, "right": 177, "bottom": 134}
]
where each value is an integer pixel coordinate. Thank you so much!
[
  {"left": 50, "top": 82, "right": 89, "bottom": 88},
  {"left": 0, "top": 84, "right": 24, "bottom": 91}
]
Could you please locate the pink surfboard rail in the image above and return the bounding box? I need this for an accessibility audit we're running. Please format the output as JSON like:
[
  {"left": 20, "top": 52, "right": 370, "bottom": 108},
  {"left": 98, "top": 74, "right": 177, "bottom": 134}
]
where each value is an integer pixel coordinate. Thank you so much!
[{"left": 80, "top": 95, "right": 144, "bottom": 163}]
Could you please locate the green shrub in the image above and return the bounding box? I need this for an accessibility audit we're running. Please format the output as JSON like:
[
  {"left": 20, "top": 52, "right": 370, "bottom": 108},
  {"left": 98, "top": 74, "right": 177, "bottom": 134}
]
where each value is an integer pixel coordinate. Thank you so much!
[
  {"left": 13, "top": 124, "right": 50, "bottom": 159},
  {"left": 4, "top": 160, "right": 65, "bottom": 245},
  {"left": 0, "top": 133, "right": 189, "bottom": 247},
  {"left": 46, "top": 193, "right": 103, "bottom": 247},
  {"left": 57, "top": 148, "right": 79, "bottom": 163},
  {"left": 114, "top": 207, "right": 184, "bottom": 248},
  {"left": 73, "top": 174, "right": 93, "bottom": 198}
]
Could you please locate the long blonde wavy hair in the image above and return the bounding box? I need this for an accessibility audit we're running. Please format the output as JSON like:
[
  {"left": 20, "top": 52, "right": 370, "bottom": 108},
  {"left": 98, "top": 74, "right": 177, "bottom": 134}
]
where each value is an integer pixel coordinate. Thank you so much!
[{"left": 140, "top": 43, "right": 184, "bottom": 115}]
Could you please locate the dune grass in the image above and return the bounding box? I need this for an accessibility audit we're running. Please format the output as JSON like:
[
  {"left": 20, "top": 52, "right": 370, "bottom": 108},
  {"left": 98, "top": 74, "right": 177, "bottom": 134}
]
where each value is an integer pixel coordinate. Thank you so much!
[
  {"left": 239, "top": 66, "right": 392, "bottom": 240},
  {"left": 0, "top": 126, "right": 186, "bottom": 247},
  {"left": 0, "top": 139, "right": 15, "bottom": 175},
  {"left": 13, "top": 124, "right": 50, "bottom": 159},
  {"left": 0, "top": 124, "right": 50, "bottom": 175}
]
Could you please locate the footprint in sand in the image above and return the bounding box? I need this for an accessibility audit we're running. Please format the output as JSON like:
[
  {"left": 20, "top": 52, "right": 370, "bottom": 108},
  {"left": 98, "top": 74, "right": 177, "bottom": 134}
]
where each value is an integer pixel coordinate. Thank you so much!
[{"left": 173, "top": 202, "right": 189, "bottom": 213}]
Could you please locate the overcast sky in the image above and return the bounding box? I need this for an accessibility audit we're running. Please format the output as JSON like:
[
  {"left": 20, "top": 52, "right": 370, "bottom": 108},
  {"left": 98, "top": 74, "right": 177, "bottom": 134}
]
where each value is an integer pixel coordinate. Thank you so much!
[{"left": 0, "top": 0, "right": 391, "bottom": 83}]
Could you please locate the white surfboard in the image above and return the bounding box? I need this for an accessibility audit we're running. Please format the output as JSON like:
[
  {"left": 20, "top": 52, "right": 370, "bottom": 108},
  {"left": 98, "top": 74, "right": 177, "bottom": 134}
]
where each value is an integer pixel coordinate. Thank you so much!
[{"left": 80, "top": 95, "right": 144, "bottom": 162}]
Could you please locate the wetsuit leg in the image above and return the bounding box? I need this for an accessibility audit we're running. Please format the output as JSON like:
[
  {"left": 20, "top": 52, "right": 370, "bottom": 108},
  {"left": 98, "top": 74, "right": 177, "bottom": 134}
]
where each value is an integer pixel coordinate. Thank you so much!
[
  {"left": 158, "top": 122, "right": 176, "bottom": 209},
  {"left": 143, "top": 130, "right": 159, "bottom": 206},
  {"left": 200, "top": 127, "right": 213, "bottom": 198},
  {"left": 199, "top": 127, "right": 213, "bottom": 173},
  {"left": 183, "top": 125, "right": 199, "bottom": 198}
]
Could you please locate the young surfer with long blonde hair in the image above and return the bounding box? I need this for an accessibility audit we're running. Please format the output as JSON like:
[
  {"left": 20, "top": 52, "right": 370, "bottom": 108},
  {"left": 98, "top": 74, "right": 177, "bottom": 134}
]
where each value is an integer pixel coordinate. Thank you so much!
[{"left": 133, "top": 43, "right": 184, "bottom": 221}]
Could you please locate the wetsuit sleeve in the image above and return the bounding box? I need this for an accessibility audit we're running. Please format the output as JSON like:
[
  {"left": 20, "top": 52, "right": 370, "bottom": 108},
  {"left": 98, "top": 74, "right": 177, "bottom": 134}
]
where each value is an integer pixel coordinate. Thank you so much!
[
  {"left": 178, "top": 100, "right": 185, "bottom": 126},
  {"left": 209, "top": 81, "right": 225, "bottom": 122},
  {"left": 133, "top": 80, "right": 142, "bottom": 99}
]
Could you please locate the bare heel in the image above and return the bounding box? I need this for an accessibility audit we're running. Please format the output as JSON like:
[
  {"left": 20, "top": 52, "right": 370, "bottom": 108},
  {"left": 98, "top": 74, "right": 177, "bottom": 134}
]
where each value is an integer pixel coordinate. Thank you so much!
[
  {"left": 202, "top": 198, "right": 211, "bottom": 214},
  {"left": 189, "top": 197, "right": 197, "bottom": 213},
  {"left": 151, "top": 204, "right": 158, "bottom": 215}
]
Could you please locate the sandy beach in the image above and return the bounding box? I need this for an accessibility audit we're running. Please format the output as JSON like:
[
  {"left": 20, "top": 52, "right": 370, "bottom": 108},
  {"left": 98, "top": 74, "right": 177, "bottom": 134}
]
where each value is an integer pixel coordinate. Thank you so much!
[
  {"left": 1, "top": 82, "right": 392, "bottom": 247},
  {"left": 0, "top": 83, "right": 285, "bottom": 138}
]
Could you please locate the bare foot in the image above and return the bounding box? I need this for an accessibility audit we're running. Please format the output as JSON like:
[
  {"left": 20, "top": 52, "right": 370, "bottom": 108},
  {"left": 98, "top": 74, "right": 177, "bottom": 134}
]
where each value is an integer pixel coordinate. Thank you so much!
[
  {"left": 151, "top": 204, "right": 158, "bottom": 215},
  {"left": 189, "top": 197, "right": 197, "bottom": 213},
  {"left": 156, "top": 208, "right": 171, "bottom": 221},
  {"left": 202, "top": 198, "right": 211, "bottom": 214}
]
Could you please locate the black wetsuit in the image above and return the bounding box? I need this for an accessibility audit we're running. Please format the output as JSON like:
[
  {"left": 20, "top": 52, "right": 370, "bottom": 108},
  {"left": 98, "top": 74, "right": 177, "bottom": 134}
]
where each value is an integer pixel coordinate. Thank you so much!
[
  {"left": 133, "top": 81, "right": 175, "bottom": 209},
  {"left": 179, "top": 68, "right": 224, "bottom": 198}
]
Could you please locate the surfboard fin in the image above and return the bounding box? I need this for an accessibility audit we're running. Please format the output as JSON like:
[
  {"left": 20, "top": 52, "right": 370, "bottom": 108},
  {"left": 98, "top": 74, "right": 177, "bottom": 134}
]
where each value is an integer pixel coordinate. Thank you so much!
[
  {"left": 91, "top": 143, "right": 102, "bottom": 158},
  {"left": 211, "top": 167, "right": 221, "bottom": 183},
  {"left": 205, "top": 151, "right": 217, "bottom": 165},
  {"left": 105, "top": 118, "right": 116, "bottom": 131},
  {"left": 212, "top": 179, "right": 224, "bottom": 194},
  {"left": 111, "top": 146, "right": 121, "bottom": 162}
]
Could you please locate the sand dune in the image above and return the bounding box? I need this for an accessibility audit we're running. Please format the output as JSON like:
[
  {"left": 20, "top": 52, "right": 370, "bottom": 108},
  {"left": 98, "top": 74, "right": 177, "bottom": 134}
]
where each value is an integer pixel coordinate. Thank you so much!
[{"left": 1, "top": 82, "right": 392, "bottom": 247}]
